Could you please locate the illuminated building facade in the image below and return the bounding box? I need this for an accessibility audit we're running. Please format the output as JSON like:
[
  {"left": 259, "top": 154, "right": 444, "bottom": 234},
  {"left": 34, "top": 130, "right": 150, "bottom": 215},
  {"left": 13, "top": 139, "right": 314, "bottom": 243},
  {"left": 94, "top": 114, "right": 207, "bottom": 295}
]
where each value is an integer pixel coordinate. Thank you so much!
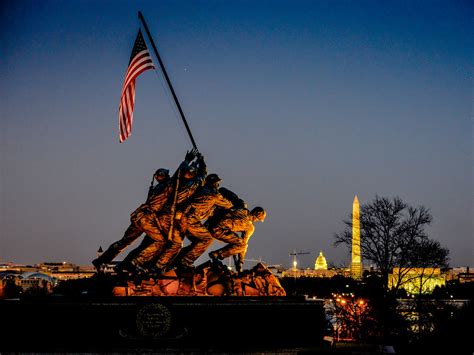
[
  {"left": 445, "top": 267, "right": 474, "bottom": 283},
  {"left": 388, "top": 267, "right": 446, "bottom": 295}
]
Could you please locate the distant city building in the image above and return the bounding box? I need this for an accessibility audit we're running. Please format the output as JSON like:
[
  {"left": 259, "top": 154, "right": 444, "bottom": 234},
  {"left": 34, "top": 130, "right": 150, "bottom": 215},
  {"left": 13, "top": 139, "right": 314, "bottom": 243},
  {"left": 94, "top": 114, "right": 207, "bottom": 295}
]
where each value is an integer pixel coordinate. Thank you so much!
[
  {"left": 445, "top": 266, "right": 474, "bottom": 283},
  {"left": 20, "top": 272, "right": 56, "bottom": 294},
  {"left": 40, "top": 262, "right": 79, "bottom": 273},
  {"left": 458, "top": 273, "right": 474, "bottom": 283},
  {"left": 350, "top": 196, "right": 362, "bottom": 280},
  {"left": 282, "top": 250, "right": 337, "bottom": 278},
  {"left": 0, "top": 262, "right": 95, "bottom": 283},
  {"left": 0, "top": 261, "right": 100, "bottom": 298},
  {"left": 456, "top": 267, "right": 474, "bottom": 283},
  {"left": 282, "top": 268, "right": 337, "bottom": 278},
  {"left": 388, "top": 268, "right": 446, "bottom": 295},
  {"left": 314, "top": 251, "right": 328, "bottom": 270}
]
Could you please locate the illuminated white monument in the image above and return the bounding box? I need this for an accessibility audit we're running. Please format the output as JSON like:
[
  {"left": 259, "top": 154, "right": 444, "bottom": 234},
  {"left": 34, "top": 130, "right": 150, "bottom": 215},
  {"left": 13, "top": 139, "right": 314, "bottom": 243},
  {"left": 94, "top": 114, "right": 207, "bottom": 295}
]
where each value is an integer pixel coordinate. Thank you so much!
[{"left": 351, "top": 196, "right": 362, "bottom": 279}]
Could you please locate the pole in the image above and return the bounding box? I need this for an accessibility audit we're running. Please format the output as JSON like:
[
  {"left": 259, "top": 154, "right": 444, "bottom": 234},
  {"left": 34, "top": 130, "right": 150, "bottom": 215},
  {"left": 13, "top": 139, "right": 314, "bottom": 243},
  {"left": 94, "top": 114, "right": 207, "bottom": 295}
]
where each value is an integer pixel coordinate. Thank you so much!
[
  {"left": 147, "top": 173, "right": 155, "bottom": 199},
  {"left": 167, "top": 169, "right": 181, "bottom": 241},
  {"left": 138, "top": 11, "right": 198, "bottom": 150}
]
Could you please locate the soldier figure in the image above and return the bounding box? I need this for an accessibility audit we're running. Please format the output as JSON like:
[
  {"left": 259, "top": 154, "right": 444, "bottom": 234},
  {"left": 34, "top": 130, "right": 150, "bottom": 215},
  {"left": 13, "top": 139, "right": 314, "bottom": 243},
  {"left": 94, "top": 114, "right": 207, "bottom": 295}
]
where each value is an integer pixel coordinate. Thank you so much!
[
  {"left": 147, "top": 168, "right": 170, "bottom": 199},
  {"left": 162, "top": 173, "right": 234, "bottom": 273},
  {"left": 92, "top": 150, "right": 197, "bottom": 272},
  {"left": 121, "top": 153, "right": 207, "bottom": 274},
  {"left": 207, "top": 206, "right": 266, "bottom": 273}
]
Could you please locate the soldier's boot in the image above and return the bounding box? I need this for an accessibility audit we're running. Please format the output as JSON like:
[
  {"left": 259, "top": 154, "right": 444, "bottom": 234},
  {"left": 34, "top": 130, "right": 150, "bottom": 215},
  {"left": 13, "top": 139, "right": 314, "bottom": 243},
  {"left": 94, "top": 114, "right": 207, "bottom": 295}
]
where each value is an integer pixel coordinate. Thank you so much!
[
  {"left": 130, "top": 263, "right": 152, "bottom": 285},
  {"left": 135, "top": 265, "right": 149, "bottom": 277},
  {"left": 176, "top": 262, "right": 195, "bottom": 276},
  {"left": 113, "top": 260, "right": 138, "bottom": 277},
  {"left": 235, "top": 260, "right": 243, "bottom": 275},
  {"left": 209, "top": 251, "right": 223, "bottom": 264},
  {"left": 113, "top": 263, "right": 125, "bottom": 275},
  {"left": 147, "top": 265, "right": 164, "bottom": 279},
  {"left": 92, "top": 258, "right": 104, "bottom": 273},
  {"left": 123, "top": 259, "right": 148, "bottom": 280}
]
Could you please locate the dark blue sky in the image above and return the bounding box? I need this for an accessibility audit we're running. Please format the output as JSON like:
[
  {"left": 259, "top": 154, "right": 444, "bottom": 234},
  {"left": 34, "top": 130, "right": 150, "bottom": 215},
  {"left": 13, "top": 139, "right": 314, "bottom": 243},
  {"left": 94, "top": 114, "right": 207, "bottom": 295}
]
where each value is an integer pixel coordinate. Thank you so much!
[{"left": 1, "top": 0, "right": 472, "bottom": 268}]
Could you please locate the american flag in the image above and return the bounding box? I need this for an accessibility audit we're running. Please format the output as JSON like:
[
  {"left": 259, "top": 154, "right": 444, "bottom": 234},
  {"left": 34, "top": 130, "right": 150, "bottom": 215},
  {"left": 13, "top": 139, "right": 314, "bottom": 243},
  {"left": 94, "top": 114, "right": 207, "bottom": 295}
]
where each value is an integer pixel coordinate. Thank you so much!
[{"left": 119, "top": 29, "right": 155, "bottom": 143}]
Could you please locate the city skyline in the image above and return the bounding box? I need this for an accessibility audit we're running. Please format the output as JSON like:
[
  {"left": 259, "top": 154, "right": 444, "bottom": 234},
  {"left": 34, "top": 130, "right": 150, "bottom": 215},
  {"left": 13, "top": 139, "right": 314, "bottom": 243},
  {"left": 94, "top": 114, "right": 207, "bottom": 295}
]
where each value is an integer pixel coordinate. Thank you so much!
[{"left": 1, "top": 1, "right": 472, "bottom": 268}]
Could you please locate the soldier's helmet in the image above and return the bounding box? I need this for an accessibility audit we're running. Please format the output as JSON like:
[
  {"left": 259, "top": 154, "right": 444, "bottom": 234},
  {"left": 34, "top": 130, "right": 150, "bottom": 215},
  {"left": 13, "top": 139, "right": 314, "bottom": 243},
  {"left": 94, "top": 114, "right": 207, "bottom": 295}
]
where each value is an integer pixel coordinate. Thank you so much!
[
  {"left": 154, "top": 168, "right": 170, "bottom": 180},
  {"left": 183, "top": 165, "right": 197, "bottom": 179},
  {"left": 205, "top": 173, "right": 222, "bottom": 185},
  {"left": 251, "top": 207, "right": 266, "bottom": 222}
]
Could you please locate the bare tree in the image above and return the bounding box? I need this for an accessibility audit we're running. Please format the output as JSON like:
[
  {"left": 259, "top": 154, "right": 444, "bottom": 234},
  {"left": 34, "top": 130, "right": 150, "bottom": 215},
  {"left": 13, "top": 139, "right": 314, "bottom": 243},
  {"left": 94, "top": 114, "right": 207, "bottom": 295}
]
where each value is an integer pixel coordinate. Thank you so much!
[
  {"left": 334, "top": 196, "right": 449, "bottom": 290},
  {"left": 326, "top": 296, "right": 378, "bottom": 342}
]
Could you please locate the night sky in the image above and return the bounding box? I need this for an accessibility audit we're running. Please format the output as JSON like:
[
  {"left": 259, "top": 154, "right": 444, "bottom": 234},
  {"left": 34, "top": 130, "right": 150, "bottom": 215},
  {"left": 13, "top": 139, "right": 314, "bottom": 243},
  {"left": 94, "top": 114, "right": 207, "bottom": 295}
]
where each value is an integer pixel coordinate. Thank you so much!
[{"left": 1, "top": 0, "right": 472, "bottom": 269}]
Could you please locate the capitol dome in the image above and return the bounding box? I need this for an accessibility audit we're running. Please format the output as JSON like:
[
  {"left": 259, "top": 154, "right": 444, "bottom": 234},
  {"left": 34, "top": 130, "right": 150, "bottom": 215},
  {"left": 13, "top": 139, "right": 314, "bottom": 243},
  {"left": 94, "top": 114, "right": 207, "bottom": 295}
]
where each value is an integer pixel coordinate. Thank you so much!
[{"left": 314, "top": 251, "right": 328, "bottom": 270}]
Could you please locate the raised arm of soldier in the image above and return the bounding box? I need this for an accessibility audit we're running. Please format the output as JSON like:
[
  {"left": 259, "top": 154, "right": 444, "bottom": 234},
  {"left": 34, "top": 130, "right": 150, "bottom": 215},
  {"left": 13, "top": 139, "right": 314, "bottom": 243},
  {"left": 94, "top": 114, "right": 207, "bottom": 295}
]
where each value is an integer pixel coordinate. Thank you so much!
[
  {"left": 194, "top": 152, "right": 207, "bottom": 184},
  {"left": 172, "top": 149, "right": 198, "bottom": 179}
]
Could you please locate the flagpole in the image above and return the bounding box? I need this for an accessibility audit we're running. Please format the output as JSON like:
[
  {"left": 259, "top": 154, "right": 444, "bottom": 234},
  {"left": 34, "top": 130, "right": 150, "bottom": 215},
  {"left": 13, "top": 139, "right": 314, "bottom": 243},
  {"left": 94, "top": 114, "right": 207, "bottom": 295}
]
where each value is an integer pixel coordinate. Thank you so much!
[{"left": 138, "top": 11, "right": 198, "bottom": 150}]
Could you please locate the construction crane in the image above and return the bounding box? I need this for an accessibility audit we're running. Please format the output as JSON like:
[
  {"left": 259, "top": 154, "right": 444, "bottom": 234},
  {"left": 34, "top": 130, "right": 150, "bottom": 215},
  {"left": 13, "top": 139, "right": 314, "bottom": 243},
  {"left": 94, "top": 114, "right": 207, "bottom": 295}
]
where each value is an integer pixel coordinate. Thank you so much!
[
  {"left": 246, "top": 257, "right": 281, "bottom": 269},
  {"left": 246, "top": 257, "right": 264, "bottom": 263},
  {"left": 245, "top": 257, "right": 283, "bottom": 276},
  {"left": 225, "top": 256, "right": 271, "bottom": 271},
  {"left": 289, "top": 249, "right": 311, "bottom": 271}
]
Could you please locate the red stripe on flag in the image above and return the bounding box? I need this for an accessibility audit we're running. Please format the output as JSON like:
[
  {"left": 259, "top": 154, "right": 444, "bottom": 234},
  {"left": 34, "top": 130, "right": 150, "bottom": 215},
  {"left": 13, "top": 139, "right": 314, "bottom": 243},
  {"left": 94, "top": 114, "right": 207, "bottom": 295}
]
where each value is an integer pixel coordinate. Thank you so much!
[{"left": 118, "top": 32, "right": 155, "bottom": 143}]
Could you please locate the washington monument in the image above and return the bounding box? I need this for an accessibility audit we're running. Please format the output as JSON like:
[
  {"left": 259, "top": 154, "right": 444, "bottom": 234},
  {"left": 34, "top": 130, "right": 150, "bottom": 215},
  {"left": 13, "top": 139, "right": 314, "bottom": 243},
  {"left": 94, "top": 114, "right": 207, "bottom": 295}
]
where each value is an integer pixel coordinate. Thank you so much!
[{"left": 351, "top": 195, "right": 362, "bottom": 279}]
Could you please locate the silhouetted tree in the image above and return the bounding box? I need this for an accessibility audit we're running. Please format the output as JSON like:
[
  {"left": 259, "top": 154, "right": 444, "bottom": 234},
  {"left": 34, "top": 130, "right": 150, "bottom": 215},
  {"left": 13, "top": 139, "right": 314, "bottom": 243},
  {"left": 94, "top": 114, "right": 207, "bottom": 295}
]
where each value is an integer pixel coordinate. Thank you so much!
[
  {"left": 334, "top": 196, "right": 449, "bottom": 290},
  {"left": 326, "top": 296, "right": 378, "bottom": 342}
]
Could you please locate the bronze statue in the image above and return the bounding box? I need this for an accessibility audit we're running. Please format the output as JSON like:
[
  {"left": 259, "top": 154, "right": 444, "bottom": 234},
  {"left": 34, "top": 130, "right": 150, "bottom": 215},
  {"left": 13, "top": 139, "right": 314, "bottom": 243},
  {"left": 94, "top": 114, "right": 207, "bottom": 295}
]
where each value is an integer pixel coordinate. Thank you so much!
[
  {"left": 207, "top": 206, "right": 266, "bottom": 273},
  {"left": 93, "top": 149, "right": 275, "bottom": 298},
  {"left": 120, "top": 152, "right": 207, "bottom": 274},
  {"left": 166, "top": 173, "right": 234, "bottom": 273},
  {"left": 92, "top": 150, "right": 197, "bottom": 272},
  {"left": 99, "top": 18, "right": 279, "bottom": 296}
]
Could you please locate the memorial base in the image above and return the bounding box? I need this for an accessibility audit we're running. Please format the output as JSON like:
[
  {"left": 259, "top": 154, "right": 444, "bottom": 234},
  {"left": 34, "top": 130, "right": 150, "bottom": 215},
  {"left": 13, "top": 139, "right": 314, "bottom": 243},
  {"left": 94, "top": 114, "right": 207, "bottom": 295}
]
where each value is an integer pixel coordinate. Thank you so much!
[{"left": 1, "top": 296, "right": 327, "bottom": 352}]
